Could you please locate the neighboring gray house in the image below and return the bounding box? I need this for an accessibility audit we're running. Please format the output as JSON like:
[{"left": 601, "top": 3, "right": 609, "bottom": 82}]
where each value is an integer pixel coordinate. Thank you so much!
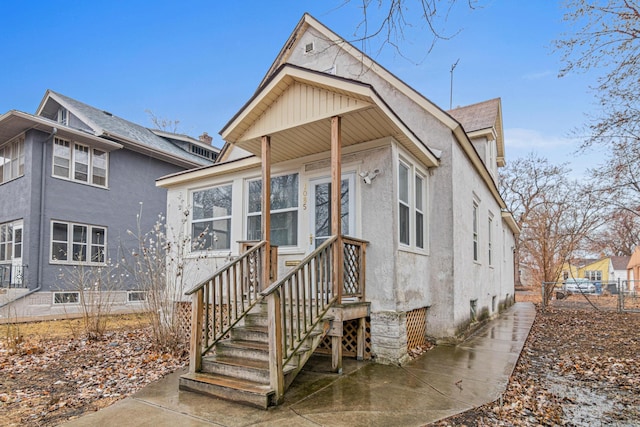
[
  {"left": 0, "top": 90, "right": 218, "bottom": 320},
  {"left": 157, "top": 14, "right": 519, "bottom": 407}
]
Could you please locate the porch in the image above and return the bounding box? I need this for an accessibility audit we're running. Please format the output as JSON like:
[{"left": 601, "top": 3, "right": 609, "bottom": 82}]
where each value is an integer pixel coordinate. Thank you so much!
[{"left": 179, "top": 236, "right": 369, "bottom": 408}]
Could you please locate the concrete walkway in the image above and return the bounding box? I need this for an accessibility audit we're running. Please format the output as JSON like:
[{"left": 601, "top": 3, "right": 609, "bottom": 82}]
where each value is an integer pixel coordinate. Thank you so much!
[{"left": 64, "top": 302, "right": 536, "bottom": 427}]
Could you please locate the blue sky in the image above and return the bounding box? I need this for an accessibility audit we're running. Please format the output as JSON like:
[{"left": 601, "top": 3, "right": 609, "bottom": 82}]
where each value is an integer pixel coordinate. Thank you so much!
[{"left": 1, "top": 1, "right": 606, "bottom": 172}]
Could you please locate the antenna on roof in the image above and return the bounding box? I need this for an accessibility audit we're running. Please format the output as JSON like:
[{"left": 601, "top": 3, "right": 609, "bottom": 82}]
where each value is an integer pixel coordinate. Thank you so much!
[{"left": 449, "top": 59, "right": 459, "bottom": 110}]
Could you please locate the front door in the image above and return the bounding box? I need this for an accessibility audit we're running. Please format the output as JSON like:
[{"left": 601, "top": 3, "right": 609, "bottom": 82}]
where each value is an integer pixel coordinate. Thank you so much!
[{"left": 309, "top": 174, "right": 355, "bottom": 250}]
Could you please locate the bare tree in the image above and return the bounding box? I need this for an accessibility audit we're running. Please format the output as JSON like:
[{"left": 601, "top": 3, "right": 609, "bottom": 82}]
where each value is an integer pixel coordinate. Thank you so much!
[
  {"left": 339, "top": 0, "right": 480, "bottom": 58},
  {"left": 584, "top": 209, "right": 640, "bottom": 256},
  {"left": 145, "top": 109, "right": 181, "bottom": 133},
  {"left": 500, "top": 154, "right": 607, "bottom": 302},
  {"left": 555, "top": 0, "right": 640, "bottom": 147}
]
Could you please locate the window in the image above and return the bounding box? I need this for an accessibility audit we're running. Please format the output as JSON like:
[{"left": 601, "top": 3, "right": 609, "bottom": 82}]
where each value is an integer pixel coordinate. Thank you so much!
[
  {"left": 52, "top": 137, "right": 108, "bottom": 187},
  {"left": 128, "top": 291, "right": 147, "bottom": 302},
  {"left": 54, "top": 292, "right": 79, "bottom": 304},
  {"left": 415, "top": 174, "right": 425, "bottom": 249},
  {"left": 488, "top": 214, "right": 493, "bottom": 266},
  {"left": 398, "top": 159, "right": 427, "bottom": 249},
  {"left": 0, "top": 222, "right": 13, "bottom": 262},
  {"left": 57, "top": 108, "right": 68, "bottom": 125},
  {"left": 51, "top": 221, "right": 106, "bottom": 264},
  {"left": 398, "top": 162, "right": 410, "bottom": 245},
  {"left": 473, "top": 202, "right": 479, "bottom": 262},
  {"left": 192, "top": 184, "right": 232, "bottom": 251},
  {"left": 585, "top": 270, "right": 602, "bottom": 281},
  {"left": 247, "top": 173, "right": 298, "bottom": 246},
  {"left": 0, "top": 137, "right": 25, "bottom": 184}
]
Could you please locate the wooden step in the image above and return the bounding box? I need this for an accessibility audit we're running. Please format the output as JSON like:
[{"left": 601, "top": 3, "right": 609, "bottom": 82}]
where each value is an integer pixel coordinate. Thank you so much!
[
  {"left": 179, "top": 371, "right": 275, "bottom": 409},
  {"left": 216, "top": 339, "right": 269, "bottom": 362},
  {"left": 202, "top": 354, "right": 271, "bottom": 384},
  {"left": 230, "top": 325, "right": 268, "bottom": 342}
]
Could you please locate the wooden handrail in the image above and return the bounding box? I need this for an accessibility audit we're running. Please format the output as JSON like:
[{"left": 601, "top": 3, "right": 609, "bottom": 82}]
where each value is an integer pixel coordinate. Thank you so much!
[
  {"left": 260, "top": 236, "right": 340, "bottom": 403},
  {"left": 261, "top": 236, "right": 337, "bottom": 297},
  {"left": 185, "top": 241, "right": 267, "bottom": 296},
  {"left": 187, "top": 241, "right": 268, "bottom": 373}
]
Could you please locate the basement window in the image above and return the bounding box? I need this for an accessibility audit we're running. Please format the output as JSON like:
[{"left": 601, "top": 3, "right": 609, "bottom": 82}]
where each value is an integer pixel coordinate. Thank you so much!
[
  {"left": 54, "top": 292, "right": 79, "bottom": 304},
  {"left": 128, "top": 291, "right": 147, "bottom": 302},
  {"left": 470, "top": 299, "right": 478, "bottom": 322}
]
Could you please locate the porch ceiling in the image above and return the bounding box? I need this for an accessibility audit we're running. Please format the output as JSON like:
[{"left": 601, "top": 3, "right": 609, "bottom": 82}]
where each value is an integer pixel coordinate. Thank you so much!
[{"left": 221, "top": 65, "right": 440, "bottom": 167}]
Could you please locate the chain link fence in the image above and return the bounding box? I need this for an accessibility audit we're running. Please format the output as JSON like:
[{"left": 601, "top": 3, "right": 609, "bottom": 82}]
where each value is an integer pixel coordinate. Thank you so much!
[{"left": 538, "top": 279, "right": 640, "bottom": 312}]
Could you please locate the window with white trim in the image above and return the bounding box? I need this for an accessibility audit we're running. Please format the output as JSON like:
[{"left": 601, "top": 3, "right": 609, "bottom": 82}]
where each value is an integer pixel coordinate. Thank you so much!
[
  {"left": 488, "top": 213, "right": 493, "bottom": 266},
  {"left": 52, "top": 137, "right": 108, "bottom": 187},
  {"left": 192, "top": 184, "right": 232, "bottom": 251},
  {"left": 0, "top": 222, "right": 14, "bottom": 262},
  {"left": 51, "top": 221, "right": 106, "bottom": 264},
  {"left": 247, "top": 173, "right": 299, "bottom": 247},
  {"left": 585, "top": 270, "right": 602, "bottom": 281},
  {"left": 0, "top": 137, "right": 25, "bottom": 184},
  {"left": 473, "top": 201, "right": 479, "bottom": 262},
  {"left": 398, "top": 158, "right": 427, "bottom": 249}
]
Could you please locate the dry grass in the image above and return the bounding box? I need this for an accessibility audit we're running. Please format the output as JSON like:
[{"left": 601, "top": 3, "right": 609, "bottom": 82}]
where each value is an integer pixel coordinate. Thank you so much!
[{"left": 2, "top": 312, "right": 151, "bottom": 343}]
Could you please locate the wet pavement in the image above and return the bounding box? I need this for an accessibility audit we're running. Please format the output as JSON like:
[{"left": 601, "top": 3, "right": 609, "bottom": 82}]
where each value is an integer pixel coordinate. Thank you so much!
[{"left": 63, "top": 302, "right": 536, "bottom": 427}]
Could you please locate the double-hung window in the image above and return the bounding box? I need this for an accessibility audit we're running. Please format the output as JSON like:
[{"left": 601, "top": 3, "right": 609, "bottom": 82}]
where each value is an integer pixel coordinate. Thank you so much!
[
  {"left": 53, "top": 137, "right": 108, "bottom": 187},
  {"left": 51, "top": 221, "right": 106, "bottom": 264},
  {"left": 398, "top": 159, "right": 427, "bottom": 250},
  {"left": 0, "top": 222, "right": 13, "bottom": 261},
  {"left": 192, "top": 184, "right": 233, "bottom": 251},
  {"left": 247, "top": 173, "right": 299, "bottom": 247},
  {"left": 472, "top": 202, "right": 479, "bottom": 262},
  {"left": 0, "top": 137, "right": 25, "bottom": 184},
  {"left": 488, "top": 213, "right": 493, "bottom": 266}
]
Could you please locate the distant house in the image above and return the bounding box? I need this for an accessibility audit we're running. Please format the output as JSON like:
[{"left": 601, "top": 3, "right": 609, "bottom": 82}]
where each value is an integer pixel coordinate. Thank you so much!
[
  {"left": 158, "top": 14, "right": 518, "bottom": 407},
  {"left": 626, "top": 248, "right": 640, "bottom": 292},
  {"left": 610, "top": 255, "right": 631, "bottom": 283},
  {"left": 0, "top": 90, "right": 218, "bottom": 320},
  {"left": 561, "top": 256, "right": 617, "bottom": 286}
]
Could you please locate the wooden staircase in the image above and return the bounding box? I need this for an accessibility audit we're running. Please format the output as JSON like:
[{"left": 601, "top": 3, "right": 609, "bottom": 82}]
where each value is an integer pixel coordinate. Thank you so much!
[
  {"left": 179, "top": 302, "right": 334, "bottom": 408},
  {"left": 180, "top": 236, "right": 368, "bottom": 409}
]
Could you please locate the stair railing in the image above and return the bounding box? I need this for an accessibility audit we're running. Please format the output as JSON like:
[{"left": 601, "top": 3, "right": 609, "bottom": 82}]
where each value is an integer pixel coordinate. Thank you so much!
[
  {"left": 260, "top": 236, "right": 339, "bottom": 402},
  {"left": 185, "top": 241, "right": 268, "bottom": 373}
]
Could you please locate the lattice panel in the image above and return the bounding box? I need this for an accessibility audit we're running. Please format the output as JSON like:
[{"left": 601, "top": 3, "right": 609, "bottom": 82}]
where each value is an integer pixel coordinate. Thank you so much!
[
  {"left": 175, "top": 302, "right": 192, "bottom": 343},
  {"left": 406, "top": 307, "right": 428, "bottom": 351},
  {"left": 343, "top": 245, "right": 361, "bottom": 296},
  {"left": 174, "top": 302, "right": 230, "bottom": 347},
  {"left": 316, "top": 318, "right": 371, "bottom": 359}
]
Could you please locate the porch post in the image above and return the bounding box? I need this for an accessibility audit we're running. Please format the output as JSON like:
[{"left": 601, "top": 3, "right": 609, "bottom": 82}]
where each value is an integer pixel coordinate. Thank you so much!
[
  {"left": 331, "top": 115, "right": 343, "bottom": 373},
  {"left": 261, "top": 135, "right": 271, "bottom": 290}
]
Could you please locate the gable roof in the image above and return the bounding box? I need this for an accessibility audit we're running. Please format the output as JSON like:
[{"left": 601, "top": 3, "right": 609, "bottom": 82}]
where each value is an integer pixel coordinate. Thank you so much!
[
  {"left": 448, "top": 98, "right": 505, "bottom": 166},
  {"left": 249, "top": 13, "right": 506, "bottom": 210},
  {"left": 36, "top": 90, "right": 211, "bottom": 168},
  {"left": 611, "top": 256, "right": 631, "bottom": 271},
  {"left": 220, "top": 64, "right": 439, "bottom": 167}
]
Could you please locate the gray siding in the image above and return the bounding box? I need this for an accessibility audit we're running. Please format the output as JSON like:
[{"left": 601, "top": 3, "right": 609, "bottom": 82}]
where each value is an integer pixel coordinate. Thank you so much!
[{"left": 1, "top": 128, "right": 185, "bottom": 293}]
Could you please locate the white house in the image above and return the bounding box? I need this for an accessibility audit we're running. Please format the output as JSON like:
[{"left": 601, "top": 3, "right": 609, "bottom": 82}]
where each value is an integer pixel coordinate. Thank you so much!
[{"left": 157, "top": 14, "right": 518, "bottom": 407}]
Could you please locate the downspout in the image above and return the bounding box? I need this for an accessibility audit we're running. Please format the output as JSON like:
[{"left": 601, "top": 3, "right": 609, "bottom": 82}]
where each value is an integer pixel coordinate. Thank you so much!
[{"left": 1, "top": 127, "right": 57, "bottom": 308}]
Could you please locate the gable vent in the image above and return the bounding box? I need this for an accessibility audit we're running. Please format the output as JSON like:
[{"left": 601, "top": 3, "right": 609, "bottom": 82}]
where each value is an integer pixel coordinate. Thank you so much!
[{"left": 304, "top": 42, "right": 315, "bottom": 54}]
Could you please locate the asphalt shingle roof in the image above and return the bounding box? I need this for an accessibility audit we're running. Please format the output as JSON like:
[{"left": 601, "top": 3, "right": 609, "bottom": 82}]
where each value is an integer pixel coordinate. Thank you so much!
[
  {"left": 50, "top": 91, "right": 210, "bottom": 166},
  {"left": 448, "top": 98, "right": 500, "bottom": 133}
]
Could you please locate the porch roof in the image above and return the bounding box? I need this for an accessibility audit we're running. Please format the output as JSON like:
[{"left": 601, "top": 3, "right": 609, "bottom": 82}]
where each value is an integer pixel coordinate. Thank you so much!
[{"left": 220, "top": 64, "right": 440, "bottom": 168}]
